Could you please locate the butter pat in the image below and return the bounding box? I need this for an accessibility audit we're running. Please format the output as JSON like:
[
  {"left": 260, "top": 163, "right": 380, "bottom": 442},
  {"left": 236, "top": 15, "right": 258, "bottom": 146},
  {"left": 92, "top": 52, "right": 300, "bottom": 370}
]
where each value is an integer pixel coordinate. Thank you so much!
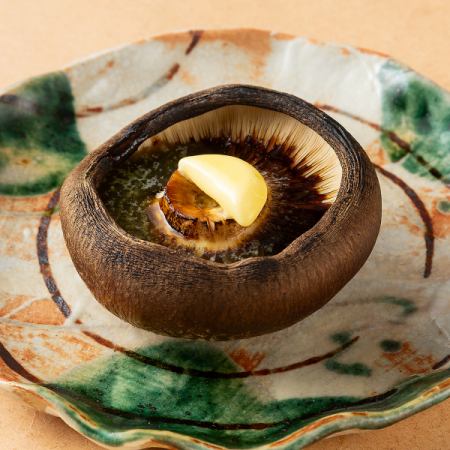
[{"left": 178, "top": 155, "right": 268, "bottom": 227}]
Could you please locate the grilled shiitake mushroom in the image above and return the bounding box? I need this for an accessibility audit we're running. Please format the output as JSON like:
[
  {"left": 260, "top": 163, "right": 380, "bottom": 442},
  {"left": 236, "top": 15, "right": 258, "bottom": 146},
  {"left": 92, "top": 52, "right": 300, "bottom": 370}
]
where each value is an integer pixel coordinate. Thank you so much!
[{"left": 60, "top": 85, "right": 381, "bottom": 340}]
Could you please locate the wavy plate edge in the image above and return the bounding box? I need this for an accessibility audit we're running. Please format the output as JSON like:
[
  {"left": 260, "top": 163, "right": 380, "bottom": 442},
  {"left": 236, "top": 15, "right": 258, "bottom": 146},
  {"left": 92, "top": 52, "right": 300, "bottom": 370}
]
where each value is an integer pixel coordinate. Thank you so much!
[
  {"left": 1, "top": 369, "right": 449, "bottom": 449},
  {"left": 0, "top": 27, "right": 449, "bottom": 449}
]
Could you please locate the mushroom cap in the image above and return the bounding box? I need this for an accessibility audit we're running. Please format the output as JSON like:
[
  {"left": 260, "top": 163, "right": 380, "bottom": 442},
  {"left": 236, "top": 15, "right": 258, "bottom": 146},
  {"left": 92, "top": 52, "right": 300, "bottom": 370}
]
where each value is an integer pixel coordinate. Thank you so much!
[{"left": 60, "top": 85, "right": 381, "bottom": 340}]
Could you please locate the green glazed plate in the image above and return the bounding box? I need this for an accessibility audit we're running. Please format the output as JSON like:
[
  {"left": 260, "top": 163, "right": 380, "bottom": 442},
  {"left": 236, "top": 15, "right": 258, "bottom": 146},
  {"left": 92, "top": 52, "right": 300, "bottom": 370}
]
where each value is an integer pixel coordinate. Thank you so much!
[{"left": 0, "top": 29, "right": 449, "bottom": 449}]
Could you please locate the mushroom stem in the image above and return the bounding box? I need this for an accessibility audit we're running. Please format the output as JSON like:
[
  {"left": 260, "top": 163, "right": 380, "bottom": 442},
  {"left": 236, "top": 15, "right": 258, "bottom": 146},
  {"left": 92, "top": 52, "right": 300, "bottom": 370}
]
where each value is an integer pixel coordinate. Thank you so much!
[{"left": 177, "top": 154, "right": 268, "bottom": 227}]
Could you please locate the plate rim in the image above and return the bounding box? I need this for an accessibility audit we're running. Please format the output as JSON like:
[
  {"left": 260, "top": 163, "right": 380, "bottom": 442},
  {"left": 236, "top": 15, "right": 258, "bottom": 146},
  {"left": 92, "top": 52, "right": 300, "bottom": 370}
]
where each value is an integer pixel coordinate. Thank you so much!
[{"left": 0, "top": 27, "right": 449, "bottom": 450}]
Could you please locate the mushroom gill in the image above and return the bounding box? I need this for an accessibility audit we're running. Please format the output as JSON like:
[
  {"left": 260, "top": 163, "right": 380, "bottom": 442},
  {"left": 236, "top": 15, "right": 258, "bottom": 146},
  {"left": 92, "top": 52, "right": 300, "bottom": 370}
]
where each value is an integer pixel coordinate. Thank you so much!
[{"left": 100, "top": 105, "right": 342, "bottom": 263}]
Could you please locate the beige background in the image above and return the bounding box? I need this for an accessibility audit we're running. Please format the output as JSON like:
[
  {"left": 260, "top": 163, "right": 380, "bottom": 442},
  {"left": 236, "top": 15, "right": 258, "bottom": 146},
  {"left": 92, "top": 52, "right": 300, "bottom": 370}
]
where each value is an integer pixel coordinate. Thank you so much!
[{"left": 0, "top": 0, "right": 449, "bottom": 449}]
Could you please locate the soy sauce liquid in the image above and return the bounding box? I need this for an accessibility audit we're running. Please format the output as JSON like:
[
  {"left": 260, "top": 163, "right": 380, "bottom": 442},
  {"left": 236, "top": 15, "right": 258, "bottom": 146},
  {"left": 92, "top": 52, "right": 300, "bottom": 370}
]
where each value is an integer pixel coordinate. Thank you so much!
[{"left": 99, "top": 138, "right": 328, "bottom": 263}]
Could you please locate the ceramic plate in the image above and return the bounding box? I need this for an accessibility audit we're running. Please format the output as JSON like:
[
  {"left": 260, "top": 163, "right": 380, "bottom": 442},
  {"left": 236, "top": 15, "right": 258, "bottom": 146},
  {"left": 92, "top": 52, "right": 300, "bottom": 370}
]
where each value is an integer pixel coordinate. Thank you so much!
[{"left": 0, "top": 29, "right": 449, "bottom": 449}]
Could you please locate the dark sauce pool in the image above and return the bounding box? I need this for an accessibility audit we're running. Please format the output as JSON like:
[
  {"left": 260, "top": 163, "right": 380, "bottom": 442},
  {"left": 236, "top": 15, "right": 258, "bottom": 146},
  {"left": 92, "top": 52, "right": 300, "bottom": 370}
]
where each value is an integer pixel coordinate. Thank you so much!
[{"left": 99, "top": 137, "right": 329, "bottom": 263}]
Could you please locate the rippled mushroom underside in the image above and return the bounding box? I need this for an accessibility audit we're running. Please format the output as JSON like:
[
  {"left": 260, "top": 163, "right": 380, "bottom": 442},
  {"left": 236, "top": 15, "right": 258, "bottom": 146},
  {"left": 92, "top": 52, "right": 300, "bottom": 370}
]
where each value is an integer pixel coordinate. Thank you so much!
[{"left": 100, "top": 105, "right": 342, "bottom": 262}]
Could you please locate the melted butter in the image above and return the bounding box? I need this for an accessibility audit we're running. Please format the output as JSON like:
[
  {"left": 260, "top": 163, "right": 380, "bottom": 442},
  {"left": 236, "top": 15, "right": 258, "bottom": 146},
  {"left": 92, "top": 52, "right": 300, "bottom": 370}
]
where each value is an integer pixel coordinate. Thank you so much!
[{"left": 178, "top": 154, "right": 268, "bottom": 227}]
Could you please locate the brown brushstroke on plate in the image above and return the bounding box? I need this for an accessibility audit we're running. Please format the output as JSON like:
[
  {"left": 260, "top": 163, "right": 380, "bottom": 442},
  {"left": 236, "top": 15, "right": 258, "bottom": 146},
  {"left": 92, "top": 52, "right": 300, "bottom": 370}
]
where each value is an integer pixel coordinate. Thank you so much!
[
  {"left": 0, "top": 341, "right": 41, "bottom": 383},
  {"left": 185, "top": 30, "right": 203, "bottom": 55},
  {"left": 75, "top": 31, "right": 201, "bottom": 119},
  {"left": 83, "top": 330, "right": 358, "bottom": 379},
  {"left": 0, "top": 338, "right": 317, "bottom": 432},
  {"left": 1, "top": 339, "right": 387, "bottom": 436},
  {"left": 36, "top": 189, "right": 71, "bottom": 317},
  {"left": 44, "top": 382, "right": 398, "bottom": 433},
  {"left": 315, "top": 103, "right": 435, "bottom": 278},
  {"left": 165, "top": 63, "right": 180, "bottom": 80},
  {"left": 433, "top": 355, "right": 450, "bottom": 370},
  {"left": 316, "top": 103, "right": 444, "bottom": 181},
  {"left": 76, "top": 62, "right": 181, "bottom": 118},
  {"left": 375, "top": 164, "right": 434, "bottom": 278}
]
